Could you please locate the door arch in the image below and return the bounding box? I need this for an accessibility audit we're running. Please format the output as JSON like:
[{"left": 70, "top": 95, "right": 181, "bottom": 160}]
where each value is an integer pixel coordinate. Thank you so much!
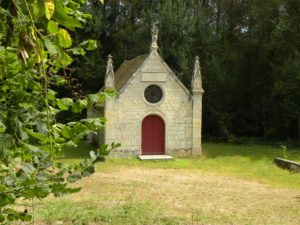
[{"left": 142, "top": 115, "right": 165, "bottom": 155}]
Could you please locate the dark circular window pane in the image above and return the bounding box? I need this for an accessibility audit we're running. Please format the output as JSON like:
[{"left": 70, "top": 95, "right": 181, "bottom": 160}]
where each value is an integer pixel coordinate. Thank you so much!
[{"left": 144, "top": 85, "right": 163, "bottom": 104}]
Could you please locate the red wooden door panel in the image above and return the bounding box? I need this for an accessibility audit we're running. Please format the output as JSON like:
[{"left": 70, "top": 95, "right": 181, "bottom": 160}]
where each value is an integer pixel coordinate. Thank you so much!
[{"left": 142, "top": 115, "right": 165, "bottom": 155}]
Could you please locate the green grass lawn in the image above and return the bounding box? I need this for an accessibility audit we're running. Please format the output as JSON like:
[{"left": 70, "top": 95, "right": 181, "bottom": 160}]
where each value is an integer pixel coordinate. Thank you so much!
[
  {"left": 202, "top": 142, "right": 300, "bottom": 189},
  {"left": 60, "top": 141, "right": 300, "bottom": 189},
  {"left": 28, "top": 142, "right": 300, "bottom": 225}
]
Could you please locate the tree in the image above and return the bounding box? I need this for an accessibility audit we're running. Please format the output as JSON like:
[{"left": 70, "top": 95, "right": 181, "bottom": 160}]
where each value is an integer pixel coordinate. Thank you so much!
[
  {"left": 75, "top": 0, "right": 300, "bottom": 142},
  {"left": 0, "top": 0, "right": 117, "bottom": 223}
]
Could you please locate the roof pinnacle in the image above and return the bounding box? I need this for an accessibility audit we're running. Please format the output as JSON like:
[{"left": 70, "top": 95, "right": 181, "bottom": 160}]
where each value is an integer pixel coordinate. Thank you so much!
[
  {"left": 151, "top": 25, "right": 158, "bottom": 51},
  {"left": 105, "top": 54, "right": 115, "bottom": 89},
  {"left": 192, "top": 56, "right": 203, "bottom": 93}
]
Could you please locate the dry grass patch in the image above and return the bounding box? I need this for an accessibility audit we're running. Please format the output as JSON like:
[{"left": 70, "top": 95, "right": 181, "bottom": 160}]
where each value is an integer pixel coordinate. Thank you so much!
[
  {"left": 32, "top": 166, "right": 300, "bottom": 225},
  {"left": 27, "top": 142, "right": 300, "bottom": 224}
]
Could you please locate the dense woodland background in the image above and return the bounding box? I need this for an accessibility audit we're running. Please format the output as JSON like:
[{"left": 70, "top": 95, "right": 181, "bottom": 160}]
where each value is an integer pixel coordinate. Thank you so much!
[{"left": 70, "top": 0, "right": 299, "bottom": 143}]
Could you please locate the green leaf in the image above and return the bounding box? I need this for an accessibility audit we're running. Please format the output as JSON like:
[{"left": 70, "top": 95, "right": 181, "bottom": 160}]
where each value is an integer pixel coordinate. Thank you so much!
[
  {"left": 27, "top": 79, "right": 42, "bottom": 90},
  {"left": 47, "top": 20, "right": 58, "bottom": 34},
  {"left": 0, "top": 133, "right": 14, "bottom": 153},
  {"left": 22, "top": 163, "right": 36, "bottom": 175},
  {"left": 50, "top": 183, "right": 67, "bottom": 193},
  {"left": 78, "top": 40, "right": 97, "bottom": 50},
  {"left": 53, "top": 76, "right": 68, "bottom": 86},
  {"left": 76, "top": 0, "right": 87, "bottom": 3},
  {"left": 82, "top": 165, "right": 95, "bottom": 177},
  {"left": 3, "top": 209, "right": 16, "bottom": 214},
  {"left": 88, "top": 94, "right": 100, "bottom": 104},
  {"left": 89, "top": 151, "right": 97, "bottom": 160},
  {"left": 112, "top": 142, "right": 121, "bottom": 149},
  {"left": 65, "top": 140, "right": 78, "bottom": 148},
  {"left": 44, "top": 38, "right": 58, "bottom": 55},
  {"left": 4, "top": 175, "right": 15, "bottom": 186},
  {"left": 0, "top": 193, "right": 15, "bottom": 207},
  {"left": 16, "top": 172, "right": 28, "bottom": 183},
  {"left": 19, "top": 128, "right": 29, "bottom": 140},
  {"left": 58, "top": 29, "right": 72, "bottom": 48},
  {"left": 71, "top": 101, "right": 83, "bottom": 113},
  {"left": 21, "top": 187, "right": 49, "bottom": 199},
  {"left": 72, "top": 99, "right": 88, "bottom": 113},
  {"left": 67, "top": 174, "right": 82, "bottom": 183},
  {"left": 87, "top": 40, "right": 97, "bottom": 50},
  {"left": 80, "top": 99, "right": 87, "bottom": 107},
  {"left": 24, "top": 128, "right": 47, "bottom": 141},
  {"left": 37, "top": 171, "right": 50, "bottom": 182},
  {"left": 53, "top": 0, "right": 82, "bottom": 31},
  {"left": 61, "top": 126, "right": 73, "bottom": 139},
  {"left": 81, "top": 117, "right": 106, "bottom": 130},
  {"left": 104, "top": 89, "right": 117, "bottom": 98},
  {"left": 0, "top": 213, "right": 5, "bottom": 222},
  {"left": 7, "top": 213, "right": 19, "bottom": 221},
  {"left": 98, "top": 144, "right": 111, "bottom": 156},
  {"left": 48, "top": 89, "right": 57, "bottom": 101},
  {"left": 69, "top": 0, "right": 80, "bottom": 9},
  {"left": 59, "top": 50, "right": 73, "bottom": 66},
  {"left": 57, "top": 98, "right": 73, "bottom": 110},
  {"left": 53, "top": 187, "right": 81, "bottom": 197},
  {"left": 0, "top": 185, "right": 6, "bottom": 192},
  {"left": 24, "top": 143, "right": 41, "bottom": 153},
  {"left": 20, "top": 214, "right": 32, "bottom": 222},
  {"left": 67, "top": 47, "right": 86, "bottom": 56},
  {"left": 0, "top": 120, "right": 7, "bottom": 133},
  {"left": 33, "top": 0, "right": 45, "bottom": 19}
]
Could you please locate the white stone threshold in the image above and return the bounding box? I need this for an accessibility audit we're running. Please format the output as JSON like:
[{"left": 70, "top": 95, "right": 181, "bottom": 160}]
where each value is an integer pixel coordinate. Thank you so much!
[{"left": 138, "top": 155, "right": 173, "bottom": 160}]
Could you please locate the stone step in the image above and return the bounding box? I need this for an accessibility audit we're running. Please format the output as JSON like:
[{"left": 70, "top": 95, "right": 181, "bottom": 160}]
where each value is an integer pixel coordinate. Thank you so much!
[{"left": 138, "top": 155, "right": 173, "bottom": 160}]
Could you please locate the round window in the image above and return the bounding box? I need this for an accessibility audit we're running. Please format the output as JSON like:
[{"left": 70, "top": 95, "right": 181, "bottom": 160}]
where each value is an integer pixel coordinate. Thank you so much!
[{"left": 144, "top": 84, "right": 163, "bottom": 104}]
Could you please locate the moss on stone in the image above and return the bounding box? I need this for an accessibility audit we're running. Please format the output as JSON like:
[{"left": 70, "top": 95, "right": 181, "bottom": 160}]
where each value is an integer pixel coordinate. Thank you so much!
[{"left": 114, "top": 54, "right": 148, "bottom": 91}]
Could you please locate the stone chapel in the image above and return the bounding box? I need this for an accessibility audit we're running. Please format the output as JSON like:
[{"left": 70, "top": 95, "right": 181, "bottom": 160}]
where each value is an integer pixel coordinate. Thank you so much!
[{"left": 87, "top": 26, "right": 204, "bottom": 158}]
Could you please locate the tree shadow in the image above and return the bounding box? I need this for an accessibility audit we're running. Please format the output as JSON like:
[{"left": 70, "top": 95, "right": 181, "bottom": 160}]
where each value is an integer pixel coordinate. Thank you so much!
[{"left": 202, "top": 142, "right": 300, "bottom": 162}]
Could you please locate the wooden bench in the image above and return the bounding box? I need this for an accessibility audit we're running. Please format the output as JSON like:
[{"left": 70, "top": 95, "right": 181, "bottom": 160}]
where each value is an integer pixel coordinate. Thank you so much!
[{"left": 274, "top": 158, "right": 300, "bottom": 172}]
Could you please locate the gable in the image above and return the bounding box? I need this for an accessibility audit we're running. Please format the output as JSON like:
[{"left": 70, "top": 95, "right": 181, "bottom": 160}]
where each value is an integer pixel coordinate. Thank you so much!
[
  {"left": 114, "top": 55, "right": 148, "bottom": 91},
  {"left": 118, "top": 51, "right": 191, "bottom": 98}
]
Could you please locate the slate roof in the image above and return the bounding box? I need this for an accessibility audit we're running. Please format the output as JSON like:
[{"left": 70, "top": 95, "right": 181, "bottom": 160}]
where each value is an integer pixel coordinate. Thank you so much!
[{"left": 114, "top": 54, "right": 148, "bottom": 91}]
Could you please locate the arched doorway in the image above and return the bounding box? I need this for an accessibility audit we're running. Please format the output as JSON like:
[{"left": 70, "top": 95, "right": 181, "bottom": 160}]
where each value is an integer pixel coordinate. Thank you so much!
[{"left": 142, "top": 115, "right": 165, "bottom": 155}]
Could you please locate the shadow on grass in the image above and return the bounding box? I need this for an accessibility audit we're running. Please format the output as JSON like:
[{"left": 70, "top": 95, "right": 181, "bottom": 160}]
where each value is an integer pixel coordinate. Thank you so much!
[
  {"left": 203, "top": 142, "right": 300, "bottom": 162},
  {"left": 57, "top": 141, "right": 300, "bottom": 166}
]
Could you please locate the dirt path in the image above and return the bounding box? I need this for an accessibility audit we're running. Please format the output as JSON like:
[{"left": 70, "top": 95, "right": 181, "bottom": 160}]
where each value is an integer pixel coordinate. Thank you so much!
[{"left": 65, "top": 167, "right": 300, "bottom": 224}]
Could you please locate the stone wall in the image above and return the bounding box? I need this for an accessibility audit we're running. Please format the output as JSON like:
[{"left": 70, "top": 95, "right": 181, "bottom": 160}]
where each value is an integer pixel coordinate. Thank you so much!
[
  {"left": 87, "top": 106, "right": 104, "bottom": 146},
  {"left": 104, "top": 51, "right": 193, "bottom": 157}
]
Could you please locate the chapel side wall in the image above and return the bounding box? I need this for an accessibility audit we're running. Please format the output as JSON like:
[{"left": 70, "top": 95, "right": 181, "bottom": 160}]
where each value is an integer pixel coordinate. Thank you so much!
[
  {"left": 87, "top": 106, "right": 104, "bottom": 146},
  {"left": 107, "top": 53, "right": 193, "bottom": 157}
]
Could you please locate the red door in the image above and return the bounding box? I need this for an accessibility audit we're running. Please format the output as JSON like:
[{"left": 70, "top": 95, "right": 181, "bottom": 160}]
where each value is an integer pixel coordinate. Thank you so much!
[{"left": 142, "top": 115, "right": 165, "bottom": 155}]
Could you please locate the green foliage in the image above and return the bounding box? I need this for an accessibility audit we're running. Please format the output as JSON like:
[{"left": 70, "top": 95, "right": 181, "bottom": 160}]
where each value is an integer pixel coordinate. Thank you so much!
[
  {"left": 75, "top": 0, "right": 300, "bottom": 141},
  {"left": 0, "top": 0, "right": 118, "bottom": 223}
]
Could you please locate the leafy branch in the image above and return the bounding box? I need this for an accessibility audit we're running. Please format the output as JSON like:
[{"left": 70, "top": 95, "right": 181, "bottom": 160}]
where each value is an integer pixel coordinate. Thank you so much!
[{"left": 0, "top": 0, "right": 115, "bottom": 223}]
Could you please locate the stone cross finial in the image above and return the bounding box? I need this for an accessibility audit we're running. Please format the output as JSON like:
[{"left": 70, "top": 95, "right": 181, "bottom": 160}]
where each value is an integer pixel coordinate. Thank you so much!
[
  {"left": 106, "top": 54, "right": 113, "bottom": 72},
  {"left": 105, "top": 54, "right": 115, "bottom": 89},
  {"left": 151, "top": 25, "right": 158, "bottom": 51},
  {"left": 192, "top": 56, "right": 203, "bottom": 92}
]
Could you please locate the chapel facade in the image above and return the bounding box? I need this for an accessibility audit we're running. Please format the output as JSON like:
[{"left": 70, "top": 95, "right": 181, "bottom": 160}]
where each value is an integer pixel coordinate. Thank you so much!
[{"left": 87, "top": 26, "right": 204, "bottom": 158}]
